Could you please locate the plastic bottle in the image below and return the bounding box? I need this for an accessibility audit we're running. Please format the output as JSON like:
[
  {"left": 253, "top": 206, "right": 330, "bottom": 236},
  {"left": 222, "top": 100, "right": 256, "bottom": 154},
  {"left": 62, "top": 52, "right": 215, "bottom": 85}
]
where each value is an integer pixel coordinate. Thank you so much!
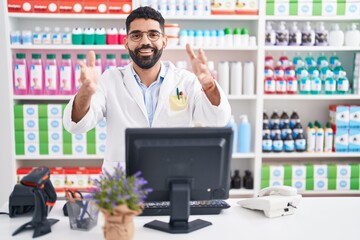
[
  {"left": 328, "top": 23, "right": 344, "bottom": 46},
  {"left": 324, "top": 71, "right": 336, "bottom": 95},
  {"left": 207, "top": 61, "right": 218, "bottom": 81},
  {"left": 119, "top": 53, "right": 131, "bottom": 67},
  {"left": 281, "top": 122, "right": 292, "bottom": 140},
  {"left": 337, "top": 71, "right": 349, "bottom": 94},
  {"left": 243, "top": 61, "right": 255, "bottom": 95},
  {"left": 187, "top": 30, "right": 195, "bottom": 46},
  {"left": 106, "top": 27, "right": 118, "bottom": 45},
  {"left": 72, "top": 27, "right": 83, "bottom": 45},
  {"left": 176, "top": 0, "right": 185, "bottom": 16},
  {"left": 218, "top": 61, "right": 229, "bottom": 95},
  {"left": 179, "top": 29, "right": 189, "bottom": 46},
  {"left": 29, "top": 53, "right": 43, "bottom": 95},
  {"left": 74, "top": 54, "right": 86, "bottom": 92},
  {"left": 94, "top": 27, "right": 106, "bottom": 45},
  {"left": 345, "top": 23, "right": 360, "bottom": 47},
  {"left": 203, "top": 30, "right": 211, "bottom": 47},
  {"left": 315, "top": 22, "right": 328, "bottom": 46},
  {"left": 280, "top": 110, "right": 289, "bottom": 128},
  {"left": 272, "top": 133, "right": 283, "bottom": 152},
  {"left": 210, "top": 30, "right": 217, "bottom": 47},
  {"left": 286, "top": 74, "right": 297, "bottom": 94},
  {"left": 52, "top": 27, "right": 62, "bottom": 44},
  {"left": 92, "top": 54, "right": 102, "bottom": 80},
  {"left": 83, "top": 27, "right": 95, "bottom": 45},
  {"left": 324, "top": 122, "right": 334, "bottom": 152},
  {"left": 240, "top": 28, "right": 249, "bottom": 47},
  {"left": 62, "top": 27, "right": 72, "bottom": 45},
  {"left": 10, "top": 31, "right": 21, "bottom": 45},
  {"left": 263, "top": 122, "right": 271, "bottom": 137},
  {"left": 265, "top": 21, "right": 276, "bottom": 46},
  {"left": 59, "top": 54, "right": 73, "bottom": 95},
  {"left": 238, "top": 115, "right": 251, "bottom": 153},
  {"left": 217, "top": 29, "right": 225, "bottom": 47},
  {"left": 13, "top": 53, "right": 28, "bottom": 95},
  {"left": 21, "top": 30, "right": 32, "bottom": 45},
  {"left": 295, "top": 132, "right": 306, "bottom": 152},
  {"left": 184, "top": 0, "right": 194, "bottom": 16},
  {"left": 310, "top": 70, "right": 322, "bottom": 94},
  {"left": 329, "top": 53, "right": 340, "bottom": 70},
  {"left": 263, "top": 111, "right": 269, "bottom": 125},
  {"left": 42, "top": 27, "right": 52, "bottom": 44},
  {"left": 227, "top": 115, "right": 238, "bottom": 153},
  {"left": 264, "top": 76, "right": 276, "bottom": 94},
  {"left": 284, "top": 133, "right": 295, "bottom": 152},
  {"left": 33, "top": 27, "right": 42, "bottom": 44},
  {"left": 270, "top": 123, "right": 281, "bottom": 140},
  {"left": 104, "top": 54, "right": 117, "bottom": 70},
  {"left": 224, "top": 28, "right": 233, "bottom": 47},
  {"left": 315, "top": 123, "right": 324, "bottom": 152},
  {"left": 270, "top": 110, "right": 280, "bottom": 127},
  {"left": 298, "top": 70, "right": 310, "bottom": 94},
  {"left": 231, "top": 170, "right": 241, "bottom": 189},
  {"left": 289, "top": 22, "right": 302, "bottom": 46},
  {"left": 44, "top": 54, "right": 58, "bottom": 95},
  {"left": 306, "top": 122, "right": 316, "bottom": 152},
  {"left": 290, "top": 110, "right": 300, "bottom": 129},
  {"left": 233, "top": 28, "right": 241, "bottom": 48},
  {"left": 194, "top": 30, "right": 203, "bottom": 48},
  {"left": 243, "top": 170, "right": 254, "bottom": 189},
  {"left": 262, "top": 133, "right": 272, "bottom": 153},
  {"left": 265, "top": 55, "right": 274, "bottom": 68},
  {"left": 305, "top": 54, "right": 316, "bottom": 69},
  {"left": 230, "top": 61, "right": 242, "bottom": 95},
  {"left": 194, "top": 0, "right": 204, "bottom": 16},
  {"left": 276, "top": 21, "right": 289, "bottom": 46},
  {"left": 292, "top": 122, "right": 303, "bottom": 139}
]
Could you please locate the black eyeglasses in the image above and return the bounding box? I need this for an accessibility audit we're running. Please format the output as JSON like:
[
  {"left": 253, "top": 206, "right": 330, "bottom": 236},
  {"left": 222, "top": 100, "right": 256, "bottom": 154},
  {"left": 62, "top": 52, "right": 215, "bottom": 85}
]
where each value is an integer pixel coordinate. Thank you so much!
[{"left": 128, "top": 30, "right": 163, "bottom": 42}]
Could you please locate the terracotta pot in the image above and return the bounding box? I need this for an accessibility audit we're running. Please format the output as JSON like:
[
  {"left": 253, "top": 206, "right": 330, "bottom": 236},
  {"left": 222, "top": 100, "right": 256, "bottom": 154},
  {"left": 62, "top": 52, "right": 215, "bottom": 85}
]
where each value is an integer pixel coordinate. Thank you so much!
[{"left": 100, "top": 205, "right": 142, "bottom": 240}]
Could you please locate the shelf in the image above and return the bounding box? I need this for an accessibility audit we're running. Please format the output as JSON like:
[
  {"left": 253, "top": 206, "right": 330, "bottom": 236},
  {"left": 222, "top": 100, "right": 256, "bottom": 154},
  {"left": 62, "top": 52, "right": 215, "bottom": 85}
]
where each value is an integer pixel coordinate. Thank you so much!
[
  {"left": 229, "top": 188, "right": 254, "bottom": 197},
  {"left": 265, "top": 46, "right": 360, "bottom": 52},
  {"left": 265, "top": 16, "right": 360, "bottom": 21},
  {"left": 13, "top": 95, "right": 73, "bottom": 100},
  {"left": 15, "top": 155, "right": 104, "bottom": 160},
  {"left": 263, "top": 95, "right": 360, "bottom": 100},
  {"left": 10, "top": 45, "right": 258, "bottom": 51},
  {"left": 228, "top": 95, "right": 257, "bottom": 100},
  {"left": 8, "top": 13, "right": 259, "bottom": 20},
  {"left": 232, "top": 153, "right": 256, "bottom": 159},
  {"left": 262, "top": 152, "right": 360, "bottom": 159},
  {"left": 300, "top": 190, "right": 360, "bottom": 195}
]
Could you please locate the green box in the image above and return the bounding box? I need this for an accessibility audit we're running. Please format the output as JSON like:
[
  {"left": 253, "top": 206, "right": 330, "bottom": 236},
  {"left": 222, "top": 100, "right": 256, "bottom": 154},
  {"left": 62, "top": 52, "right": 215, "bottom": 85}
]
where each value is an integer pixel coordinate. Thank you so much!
[
  {"left": 350, "top": 178, "right": 359, "bottom": 190},
  {"left": 306, "top": 178, "right": 314, "bottom": 190},
  {"left": 328, "top": 164, "right": 337, "bottom": 179},
  {"left": 15, "top": 131, "right": 24, "bottom": 143},
  {"left": 13, "top": 104, "right": 23, "bottom": 118},
  {"left": 87, "top": 129, "right": 96, "bottom": 144},
  {"left": 328, "top": 179, "right": 336, "bottom": 190},
  {"left": 261, "top": 165, "right": 270, "bottom": 181},
  {"left": 87, "top": 143, "right": 96, "bottom": 155},
  {"left": 261, "top": 180, "right": 270, "bottom": 189},
  {"left": 39, "top": 143, "right": 49, "bottom": 155},
  {"left": 351, "top": 164, "right": 359, "bottom": 179},
  {"left": 15, "top": 143, "right": 25, "bottom": 155},
  {"left": 306, "top": 164, "right": 314, "bottom": 178},
  {"left": 63, "top": 143, "right": 72, "bottom": 155},
  {"left": 284, "top": 165, "right": 292, "bottom": 179}
]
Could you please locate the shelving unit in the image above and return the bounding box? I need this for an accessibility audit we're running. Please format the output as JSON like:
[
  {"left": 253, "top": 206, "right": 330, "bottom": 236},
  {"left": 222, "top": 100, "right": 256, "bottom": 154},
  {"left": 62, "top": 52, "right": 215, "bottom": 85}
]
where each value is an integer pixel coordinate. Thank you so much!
[{"left": 1, "top": 1, "right": 360, "bottom": 204}]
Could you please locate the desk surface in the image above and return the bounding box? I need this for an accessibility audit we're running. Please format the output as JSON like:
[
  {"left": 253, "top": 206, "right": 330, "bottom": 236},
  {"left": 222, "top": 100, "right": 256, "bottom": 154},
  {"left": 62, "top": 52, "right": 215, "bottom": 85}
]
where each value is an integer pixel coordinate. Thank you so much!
[{"left": 1, "top": 197, "right": 359, "bottom": 240}]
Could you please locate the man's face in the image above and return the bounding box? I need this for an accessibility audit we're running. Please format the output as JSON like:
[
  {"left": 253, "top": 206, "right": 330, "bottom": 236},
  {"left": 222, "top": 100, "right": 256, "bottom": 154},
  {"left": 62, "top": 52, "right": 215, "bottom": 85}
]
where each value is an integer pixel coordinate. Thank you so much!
[{"left": 125, "top": 19, "right": 167, "bottom": 69}]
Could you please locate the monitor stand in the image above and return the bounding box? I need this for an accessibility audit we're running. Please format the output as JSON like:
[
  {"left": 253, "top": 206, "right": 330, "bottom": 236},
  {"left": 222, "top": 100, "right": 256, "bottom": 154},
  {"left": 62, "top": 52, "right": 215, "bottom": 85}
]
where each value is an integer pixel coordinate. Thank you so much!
[{"left": 144, "top": 181, "right": 212, "bottom": 234}]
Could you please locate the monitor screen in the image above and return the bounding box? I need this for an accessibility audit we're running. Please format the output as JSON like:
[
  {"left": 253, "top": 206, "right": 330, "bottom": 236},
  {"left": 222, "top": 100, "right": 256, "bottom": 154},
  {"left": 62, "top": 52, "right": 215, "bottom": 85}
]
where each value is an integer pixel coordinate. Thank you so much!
[{"left": 125, "top": 127, "right": 233, "bottom": 233}]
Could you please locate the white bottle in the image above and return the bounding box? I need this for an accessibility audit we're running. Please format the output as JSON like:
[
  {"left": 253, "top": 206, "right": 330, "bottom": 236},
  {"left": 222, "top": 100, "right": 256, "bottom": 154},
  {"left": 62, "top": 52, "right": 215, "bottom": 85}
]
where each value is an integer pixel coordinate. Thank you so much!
[
  {"left": 324, "top": 123, "right": 333, "bottom": 152},
  {"left": 207, "top": 61, "right": 218, "bottom": 81},
  {"left": 345, "top": 23, "right": 360, "bottom": 47},
  {"left": 265, "top": 21, "right": 276, "bottom": 46},
  {"left": 62, "top": 27, "right": 72, "bottom": 45},
  {"left": 301, "top": 21, "right": 315, "bottom": 46},
  {"left": 276, "top": 21, "right": 289, "bottom": 46},
  {"left": 227, "top": 115, "right": 238, "bottom": 154},
  {"left": 218, "top": 61, "right": 230, "bottom": 95},
  {"left": 33, "top": 27, "right": 42, "bottom": 45},
  {"left": 52, "top": 27, "right": 62, "bottom": 45},
  {"left": 315, "top": 22, "right": 328, "bottom": 46},
  {"left": 42, "top": 27, "right": 52, "bottom": 44},
  {"left": 306, "top": 122, "right": 316, "bottom": 152},
  {"left": 230, "top": 61, "right": 242, "bottom": 96},
  {"left": 243, "top": 61, "right": 255, "bottom": 95},
  {"left": 289, "top": 22, "right": 301, "bottom": 46},
  {"left": 238, "top": 115, "right": 251, "bottom": 153},
  {"left": 328, "top": 23, "right": 344, "bottom": 46},
  {"left": 315, "top": 123, "right": 324, "bottom": 152}
]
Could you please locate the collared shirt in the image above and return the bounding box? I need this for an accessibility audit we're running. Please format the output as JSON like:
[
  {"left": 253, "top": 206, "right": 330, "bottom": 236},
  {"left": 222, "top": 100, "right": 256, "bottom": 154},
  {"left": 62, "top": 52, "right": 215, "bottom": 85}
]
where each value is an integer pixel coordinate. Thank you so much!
[{"left": 132, "top": 62, "right": 168, "bottom": 126}]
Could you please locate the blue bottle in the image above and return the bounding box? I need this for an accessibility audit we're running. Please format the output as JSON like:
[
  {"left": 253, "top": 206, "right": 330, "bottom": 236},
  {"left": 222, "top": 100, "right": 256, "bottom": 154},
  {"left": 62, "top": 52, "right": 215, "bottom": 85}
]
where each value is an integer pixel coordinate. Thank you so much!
[
  {"left": 227, "top": 115, "right": 238, "bottom": 154},
  {"left": 238, "top": 115, "right": 251, "bottom": 153}
]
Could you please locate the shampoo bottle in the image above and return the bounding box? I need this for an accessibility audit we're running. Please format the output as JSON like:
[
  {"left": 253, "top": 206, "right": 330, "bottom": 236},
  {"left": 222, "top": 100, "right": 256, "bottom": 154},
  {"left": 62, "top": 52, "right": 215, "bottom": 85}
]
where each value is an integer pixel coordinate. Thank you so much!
[
  {"left": 276, "top": 21, "right": 289, "bottom": 46},
  {"left": 227, "top": 115, "right": 238, "bottom": 153},
  {"left": 29, "top": 53, "right": 44, "bottom": 95},
  {"left": 324, "top": 122, "right": 334, "bottom": 152},
  {"left": 301, "top": 22, "right": 315, "bottom": 46},
  {"left": 315, "top": 123, "right": 324, "bottom": 152},
  {"left": 315, "top": 22, "right": 328, "bottom": 46},
  {"left": 265, "top": 21, "right": 276, "bottom": 46},
  {"left": 328, "top": 23, "right": 344, "bottom": 46},
  {"left": 306, "top": 122, "right": 316, "bottom": 152},
  {"left": 13, "top": 53, "right": 28, "bottom": 95},
  {"left": 289, "top": 22, "right": 302, "bottom": 46},
  {"left": 238, "top": 115, "right": 251, "bottom": 153},
  {"left": 345, "top": 23, "right": 360, "bottom": 46}
]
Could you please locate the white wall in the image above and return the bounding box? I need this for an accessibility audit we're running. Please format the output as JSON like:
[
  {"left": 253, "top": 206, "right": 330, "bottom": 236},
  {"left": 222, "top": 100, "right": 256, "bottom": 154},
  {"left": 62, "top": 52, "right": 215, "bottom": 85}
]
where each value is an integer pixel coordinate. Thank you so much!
[{"left": 0, "top": 1, "right": 16, "bottom": 205}]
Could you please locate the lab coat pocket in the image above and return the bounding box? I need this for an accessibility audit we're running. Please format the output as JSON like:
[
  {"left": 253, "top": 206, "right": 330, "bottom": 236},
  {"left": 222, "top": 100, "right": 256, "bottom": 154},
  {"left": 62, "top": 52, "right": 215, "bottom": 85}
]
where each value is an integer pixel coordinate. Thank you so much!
[{"left": 169, "top": 95, "right": 188, "bottom": 111}]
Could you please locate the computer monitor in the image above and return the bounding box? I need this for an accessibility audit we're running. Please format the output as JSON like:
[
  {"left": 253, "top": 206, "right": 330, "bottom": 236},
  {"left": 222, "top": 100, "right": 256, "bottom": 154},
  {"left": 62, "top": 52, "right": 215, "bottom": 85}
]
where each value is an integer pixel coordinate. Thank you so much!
[{"left": 125, "top": 127, "right": 233, "bottom": 234}]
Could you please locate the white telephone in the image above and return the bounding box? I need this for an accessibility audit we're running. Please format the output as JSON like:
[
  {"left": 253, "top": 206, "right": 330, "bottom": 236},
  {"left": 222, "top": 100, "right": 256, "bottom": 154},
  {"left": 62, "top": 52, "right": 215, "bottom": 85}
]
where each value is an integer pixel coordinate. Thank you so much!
[{"left": 237, "top": 186, "right": 302, "bottom": 218}]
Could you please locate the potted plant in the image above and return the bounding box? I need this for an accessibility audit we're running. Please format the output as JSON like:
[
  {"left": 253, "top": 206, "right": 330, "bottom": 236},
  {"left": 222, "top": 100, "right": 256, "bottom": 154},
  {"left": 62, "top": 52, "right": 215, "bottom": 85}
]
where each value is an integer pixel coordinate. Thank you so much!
[{"left": 88, "top": 164, "right": 152, "bottom": 240}]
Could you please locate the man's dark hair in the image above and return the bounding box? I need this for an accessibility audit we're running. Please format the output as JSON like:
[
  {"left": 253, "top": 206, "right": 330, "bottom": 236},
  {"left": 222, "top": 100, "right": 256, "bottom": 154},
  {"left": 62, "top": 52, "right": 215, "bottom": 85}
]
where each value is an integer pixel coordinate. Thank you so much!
[{"left": 125, "top": 6, "right": 165, "bottom": 34}]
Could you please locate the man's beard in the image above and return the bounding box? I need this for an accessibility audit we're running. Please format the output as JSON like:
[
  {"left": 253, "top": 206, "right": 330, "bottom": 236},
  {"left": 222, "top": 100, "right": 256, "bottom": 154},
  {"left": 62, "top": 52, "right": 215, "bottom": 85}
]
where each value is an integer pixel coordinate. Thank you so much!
[{"left": 129, "top": 44, "right": 163, "bottom": 69}]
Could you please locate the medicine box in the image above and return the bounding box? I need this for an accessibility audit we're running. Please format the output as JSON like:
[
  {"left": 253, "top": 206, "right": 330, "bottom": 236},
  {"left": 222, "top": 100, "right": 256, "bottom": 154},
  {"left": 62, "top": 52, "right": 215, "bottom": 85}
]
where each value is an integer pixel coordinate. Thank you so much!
[
  {"left": 50, "top": 167, "right": 65, "bottom": 192},
  {"left": 329, "top": 105, "right": 350, "bottom": 129},
  {"left": 65, "top": 167, "right": 88, "bottom": 191},
  {"left": 211, "top": 0, "right": 236, "bottom": 15},
  {"left": 314, "top": 178, "right": 328, "bottom": 191},
  {"left": 49, "top": 142, "right": 63, "bottom": 155},
  {"left": 349, "top": 105, "right": 360, "bottom": 129},
  {"left": 47, "top": 104, "right": 63, "bottom": 118},
  {"left": 349, "top": 129, "right": 360, "bottom": 152},
  {"left": 334, "top": 129, "right": 349, "bottom": 152},
  {"left": 313, "top": 164, "right": 328, "bottom": 178},
  {"left": 292, "top": 165, "right": 307, "bottom": 179}
]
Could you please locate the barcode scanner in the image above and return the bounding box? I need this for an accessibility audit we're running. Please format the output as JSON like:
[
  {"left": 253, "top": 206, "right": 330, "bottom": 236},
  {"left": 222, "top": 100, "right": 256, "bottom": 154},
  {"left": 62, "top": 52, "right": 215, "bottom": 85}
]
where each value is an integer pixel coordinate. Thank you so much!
[{"left": 12, "top": 166, "right": 59, "bottom": 238}]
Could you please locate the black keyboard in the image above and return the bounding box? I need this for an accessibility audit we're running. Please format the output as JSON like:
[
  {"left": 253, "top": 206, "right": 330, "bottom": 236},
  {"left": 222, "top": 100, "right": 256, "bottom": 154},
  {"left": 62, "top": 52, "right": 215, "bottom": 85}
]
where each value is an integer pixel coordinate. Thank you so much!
[{"left": 141, "top": 200, "right": 230, "bottom": 216}]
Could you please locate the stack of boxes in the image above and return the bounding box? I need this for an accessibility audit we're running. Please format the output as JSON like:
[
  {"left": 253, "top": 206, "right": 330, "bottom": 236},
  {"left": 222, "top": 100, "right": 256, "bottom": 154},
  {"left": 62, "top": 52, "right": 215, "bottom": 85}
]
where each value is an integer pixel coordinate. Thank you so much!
[
  {"left": 262, "top": 163, "right": 360, "bottom": 191},
  {"left": 266, "top": 0, "right": 360, "bottom": 16},
  {"left": 14, "top": 103, "right": 106, "bottom": 156},
  {"left": 330, "top": 104, "right": 360, "bottom": 152}
]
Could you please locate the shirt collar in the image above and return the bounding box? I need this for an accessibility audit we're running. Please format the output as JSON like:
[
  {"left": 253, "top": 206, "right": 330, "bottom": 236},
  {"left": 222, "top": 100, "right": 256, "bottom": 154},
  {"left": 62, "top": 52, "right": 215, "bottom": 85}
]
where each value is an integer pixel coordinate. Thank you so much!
[{"left": 132, "top": 61, "right": 166, "bottom": 86}]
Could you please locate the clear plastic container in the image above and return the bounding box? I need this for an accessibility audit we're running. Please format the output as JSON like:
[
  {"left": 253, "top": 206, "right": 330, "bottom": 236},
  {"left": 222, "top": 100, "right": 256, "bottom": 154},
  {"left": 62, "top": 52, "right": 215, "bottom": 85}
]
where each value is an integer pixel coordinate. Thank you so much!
[
  {"left": 44, "top": 54, "right": 58, "bottom": 95},
  {"left": 59, "top": 54, "right": 73, "bottom": 95},
  {"left": 13, "top": 53, "right": 28, "bottom": 95},
  {"left": 29, "top": 53, "right": 44, "bottom": 95}
]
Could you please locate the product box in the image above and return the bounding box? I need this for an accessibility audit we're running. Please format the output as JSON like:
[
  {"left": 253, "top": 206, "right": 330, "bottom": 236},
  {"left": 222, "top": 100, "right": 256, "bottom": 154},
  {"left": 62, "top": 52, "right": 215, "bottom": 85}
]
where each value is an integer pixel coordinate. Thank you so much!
[
  {"left": 48, "top": 118, "right": 62, "bottom": 131},
  {"left": 329, "top": 105, "right": 350, "bottom": 129},
  {"left": 87, "top": 143, "right": 96, "bottom": 154},
  {"left": 58, "top": 0, "right": 84, "bottom": 13},
  {"left": 292, "top": 165, "right": 307, "bottom": 179},
  {"left": 72, "top": 142, "right": 87, "bottom": 155},
  {"left": 49, "top": 142, "right": 63, "bottom": 155},
  {"left": 16, "top": 167, "right": 33, "bottom": 183},
  {"left": 346, "top": 1, "right": 360, "bottom": 16},
  {"left": 24, "top": 130, "right": 39, "bottom": 143},
  {"left": 314, "top": 178, "right": 328, "bottom": 191},
  {"left": 313, "top": 164, "right": 328, "bottom": 178},
  {"left": 47, "top": 104, "right": 63, "bottom": 118},
  {"left": 336, "top": 164, "right": 352, "bottom": 179},
  {"left": 33, "top": 0, "right": 59, "bottom": 13},
  {"left": 235, "top": 0, "right": 259, "bottom": 15},
  {"left": 7, "top": 0, "right": 33, "bottom": 13},
  {"left": 321, "top": 0, "right": 340, "bottom": 16},
  {"left": 336, "top": 178, "right": 351, "bottom": 190},
  {"left": 50, "top": 167, "right": 65, "bottom": 192},
  {"left": 65, "top": 167, "right": 88, "bottom": 190},
  {"left": 349, "top": 105, "right": 360, "bottom": 129},
  {"left": 350, "top": 178, "right": 359, "bottom": 190},
  {"left": 269, "top": 165, "right": 284, "bottom": 179},
  {"left": 23, "top": 104, "right": 39, "bottom": 119},
  {"left": 49, "top": 130, "right": 63, "bottom": 143},
  {"left": 269, "top": 179, "right": 284, "bottom": 187},
  {"left": 96, "top": 131, "right": 107, "bottom": 143},
  {"left": 72, "top": 132, "right": 86, "bottom": 143},
  {"left": 211, "top": 0, "right": 236, "bottom": 15},
  {"left": 87, "top": 167, "right": 102, "bottom": 189},
  {"left": 83, "top": 0, "right": 108, "bottom": 14},
  {"left": 334, "top": 128, "right": 349, "bottom": 152},
  {"left": 349, "top": 129, "right": 360, "bottom": 152},
  {"left": 298, "top": 0, "right": 313, "bottom": 16},
  {"left": 292, "top": 179, "right": 306, "bottom": 191},
  {"left": 96, "top": 142, "right": 106, "bottom": 154},
  {"left": 25, "top": 142, "right": 39, "bottom": 155},
  {"left": 108, "top": 0, "right": 132, "bottom": 14}
]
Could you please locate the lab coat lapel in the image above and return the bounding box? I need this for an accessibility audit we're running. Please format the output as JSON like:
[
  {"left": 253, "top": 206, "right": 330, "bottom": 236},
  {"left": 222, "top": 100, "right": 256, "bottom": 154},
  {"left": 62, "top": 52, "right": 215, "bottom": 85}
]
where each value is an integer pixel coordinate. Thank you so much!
[
  {"left": 122, "top": 65, "right": 148, "bottom": 119},
  {"left": 153, "top": 63, "right": 179, "bottom": 123}
]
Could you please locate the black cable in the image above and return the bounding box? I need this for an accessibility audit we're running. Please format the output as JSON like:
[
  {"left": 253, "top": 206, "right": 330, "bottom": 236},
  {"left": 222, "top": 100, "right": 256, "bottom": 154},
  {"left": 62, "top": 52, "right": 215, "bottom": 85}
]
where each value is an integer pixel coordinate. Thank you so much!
[{"left": 0, "top": 212, "right": 9, "bottom": 215}]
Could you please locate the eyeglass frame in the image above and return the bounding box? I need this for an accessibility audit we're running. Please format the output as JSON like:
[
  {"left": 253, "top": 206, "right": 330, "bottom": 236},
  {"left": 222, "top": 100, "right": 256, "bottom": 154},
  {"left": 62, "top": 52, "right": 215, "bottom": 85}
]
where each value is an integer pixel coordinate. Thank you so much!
[{"left": 127, "top": 30, "right": 164, "bottom": 42}]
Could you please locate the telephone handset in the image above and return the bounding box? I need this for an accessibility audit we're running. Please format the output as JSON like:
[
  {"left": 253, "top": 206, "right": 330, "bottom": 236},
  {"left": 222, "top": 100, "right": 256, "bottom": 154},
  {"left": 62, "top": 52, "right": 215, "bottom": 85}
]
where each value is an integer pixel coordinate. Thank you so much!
[{"left": 258, "top": 186, "right": 297, "bottom": 197}]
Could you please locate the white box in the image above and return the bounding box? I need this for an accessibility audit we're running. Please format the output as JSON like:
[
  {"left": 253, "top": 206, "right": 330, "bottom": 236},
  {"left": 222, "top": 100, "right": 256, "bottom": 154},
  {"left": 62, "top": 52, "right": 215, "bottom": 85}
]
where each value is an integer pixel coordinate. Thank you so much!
[
  {"left": 346, "top": 2, "right": 360, "bottom": 16},
  {"left": 337, "top": 178, "right": 350, "bottom": 190},
  {"left": 349, "top": 129, "right": 360, "bottom": 152},
  {"left": 334, "top": 129, "right": 349, "bottom": 152},
  {"left": 23, "top": 104, "right": 38, "bottom": 118},
  {"left": 269, "top": 165, "right": 284, "bottom": 180},
  {"left": 96, "top": 142, "right": 106, "bottom": 154},
  {"left": 47, "top": 104, "right": 62, "bottom": 118},
  {"left": 48, "top": 118, "right": 62, "bottom": 131},
  {"left": 72, "top": 133, "right": 86, "bottom": 143},
  {"left": 314, "top": 164, "right": 328, "bottom": 178},
  {"left": 322, "top": 1, "right": 337, "bottom": 16},
  {"left": 96, "top": 130, "right": 107, "bottom": 143},
  {"left": 314, "top": 178, "right": 328, "bottom": 191},
  {"left": 337, "top": 164, "right": 351, "bottom": 179},
  {"left": 270, "top": 179, "right": 284, "bottom": 187},
  {"left": 25, "top": 142, "right": 39, "bottom": 155},
  {"left": 49, "top": 142, "right": 63, "bottom": 155},
  {"left": 24, "top": 118, "right": 39, "bottom": 131},
  {"left": 349, "top": 105, "right": 360, "bottom": 129},
  {"left": 49, "top": 131, "right": 63, "bottom": 143},
  {"left": 24, "top": 130, "right": 39, "bottom": 143},
  {"left": 274, "top": 0, "right": 290, "bottom": 16},
  {"left": 97, "top": 119, "right": 107, "bottom": 130},
  {"left": 292, "top": 165, "right": 306, "bottom": 179},
  {"left": 292, "top": 179, "right": 306, "bottom": 191},
  {"left": 72, "top": 142, "right": 87, "bottom": 155},
  {"left": 298, "top": 0, "right": 312, "bottom": 16}
]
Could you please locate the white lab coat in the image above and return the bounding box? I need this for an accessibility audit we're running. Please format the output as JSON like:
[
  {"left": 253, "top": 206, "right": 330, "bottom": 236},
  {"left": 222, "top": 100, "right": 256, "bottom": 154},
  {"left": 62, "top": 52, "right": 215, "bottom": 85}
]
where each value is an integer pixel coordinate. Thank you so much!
[{"left": 63, "top": 61, "right": 231, "bottom": 171}]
